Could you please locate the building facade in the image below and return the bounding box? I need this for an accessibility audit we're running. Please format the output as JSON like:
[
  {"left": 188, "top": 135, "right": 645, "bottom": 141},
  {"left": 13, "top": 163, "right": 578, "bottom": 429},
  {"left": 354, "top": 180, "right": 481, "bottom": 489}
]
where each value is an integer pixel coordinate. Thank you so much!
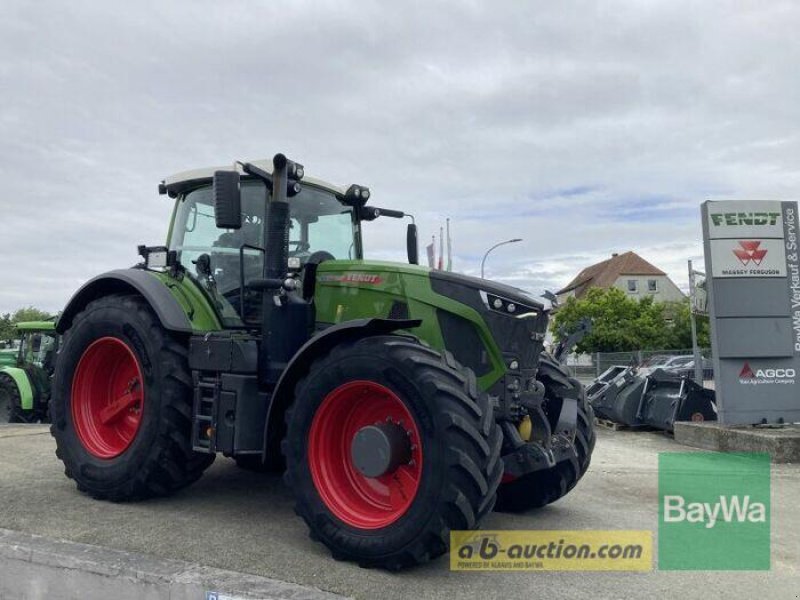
[{"left": 556, "top": 251, "right": 685, "bottom": 305}]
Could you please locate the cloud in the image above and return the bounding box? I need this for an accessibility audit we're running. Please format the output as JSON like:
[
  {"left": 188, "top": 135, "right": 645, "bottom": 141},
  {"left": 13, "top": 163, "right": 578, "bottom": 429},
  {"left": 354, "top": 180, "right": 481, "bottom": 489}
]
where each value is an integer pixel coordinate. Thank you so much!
[{"left": 1, "top": 1, "right": 799, "bottom": 313}]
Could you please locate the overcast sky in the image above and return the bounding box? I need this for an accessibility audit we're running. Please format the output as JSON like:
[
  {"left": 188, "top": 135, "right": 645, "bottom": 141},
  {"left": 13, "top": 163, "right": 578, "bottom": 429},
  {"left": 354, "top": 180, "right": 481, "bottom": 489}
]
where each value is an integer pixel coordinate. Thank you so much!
[{"left": 1, "top": 1, "right": 799, "bottom": 314}]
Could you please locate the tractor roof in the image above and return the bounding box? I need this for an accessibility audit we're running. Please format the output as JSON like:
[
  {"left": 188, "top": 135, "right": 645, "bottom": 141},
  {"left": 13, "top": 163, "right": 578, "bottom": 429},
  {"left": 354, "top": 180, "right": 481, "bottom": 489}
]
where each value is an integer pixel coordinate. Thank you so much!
[
  {"left": 162, "top": 159, "right": 348, "bottom": 197},
  {"left": 15, "top": 321, "right": 56, "bottom": 332}
]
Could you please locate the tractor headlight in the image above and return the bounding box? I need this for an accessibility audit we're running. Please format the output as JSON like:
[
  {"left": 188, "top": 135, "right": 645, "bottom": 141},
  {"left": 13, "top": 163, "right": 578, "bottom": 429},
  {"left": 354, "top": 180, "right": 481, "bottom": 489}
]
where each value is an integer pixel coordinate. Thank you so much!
[
  {"left": 339, "top": 184, "right": 371, "bottom": 207},
  {"left": 480, "top": 290, "right": 539, "bottom": 319}
]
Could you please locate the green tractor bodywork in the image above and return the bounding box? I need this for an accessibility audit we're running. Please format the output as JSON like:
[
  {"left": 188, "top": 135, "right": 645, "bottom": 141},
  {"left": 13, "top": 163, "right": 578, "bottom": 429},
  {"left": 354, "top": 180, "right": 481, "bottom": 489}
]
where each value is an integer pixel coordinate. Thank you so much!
[
  {"left": 52, "top": 154, "right": 594, "bottom": 569},
  {"left": 313, "top": 260, "right": 507, "bottom": 390},
  {"left": 0, "top": 321, "right": 58, "bottom": 422}
]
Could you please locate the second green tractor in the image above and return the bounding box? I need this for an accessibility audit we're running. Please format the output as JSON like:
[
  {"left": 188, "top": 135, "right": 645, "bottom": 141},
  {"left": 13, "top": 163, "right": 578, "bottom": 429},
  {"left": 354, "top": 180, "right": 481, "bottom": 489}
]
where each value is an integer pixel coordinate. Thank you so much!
[
  {"left": 51, "top": 154, "right": 595, "bottom": 569},
  {"left": 0, "top": 321, "right": 58, "bottom": 423}
]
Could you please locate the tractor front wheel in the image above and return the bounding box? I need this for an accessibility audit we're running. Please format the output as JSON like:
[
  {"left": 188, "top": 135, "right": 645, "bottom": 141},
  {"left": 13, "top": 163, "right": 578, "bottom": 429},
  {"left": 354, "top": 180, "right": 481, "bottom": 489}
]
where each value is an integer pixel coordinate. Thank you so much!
[
  {"left": 50, "top": 294, "right": 214, "bottom": 501},
  {"left": 283, "top": 335, "right": 503, "bottom": 570}
]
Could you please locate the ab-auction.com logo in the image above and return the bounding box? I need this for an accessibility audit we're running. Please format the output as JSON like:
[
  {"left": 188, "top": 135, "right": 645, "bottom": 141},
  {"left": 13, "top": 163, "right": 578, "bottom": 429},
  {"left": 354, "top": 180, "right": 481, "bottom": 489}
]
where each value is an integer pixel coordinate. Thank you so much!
[
  {"left": 450, "top": 530, "right": 651, "bottom": 571},
  {"left": 739, "top": 362, "right": 796, "bottom": 385},
  {"left": 733, "top": 241, "right": 768, "bottom": 266}
]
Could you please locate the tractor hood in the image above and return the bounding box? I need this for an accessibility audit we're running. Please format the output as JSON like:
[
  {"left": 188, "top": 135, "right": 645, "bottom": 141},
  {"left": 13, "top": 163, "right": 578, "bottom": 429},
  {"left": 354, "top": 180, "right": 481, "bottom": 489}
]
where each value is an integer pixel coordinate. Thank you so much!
[
  {"left": 428, "top": 270, "right": 544, "bottom": 312},
  {"left": 314, "top": 260, "right": 548, "bottom": 389},
  {"left": 316, "top": 259, "right": 543, "bottom": 311}
]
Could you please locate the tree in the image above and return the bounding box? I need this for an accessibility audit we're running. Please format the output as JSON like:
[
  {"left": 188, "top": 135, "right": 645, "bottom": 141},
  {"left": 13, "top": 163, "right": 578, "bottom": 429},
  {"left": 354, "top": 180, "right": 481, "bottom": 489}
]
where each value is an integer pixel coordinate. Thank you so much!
[
  {"left": 551, "top": 288, "right": 708, "bottom": 354},
  {"left": 0, "top": 306, "right": 54, "bottom": 342},
  {"left": 11, "top": 307, "right": 53, "bottom": 323},
  {"left": 660, "top": 301, "right": 710, "bottom": 349},
  {"left": 0, "top": 314, "right": 13, "bottom": 343}
]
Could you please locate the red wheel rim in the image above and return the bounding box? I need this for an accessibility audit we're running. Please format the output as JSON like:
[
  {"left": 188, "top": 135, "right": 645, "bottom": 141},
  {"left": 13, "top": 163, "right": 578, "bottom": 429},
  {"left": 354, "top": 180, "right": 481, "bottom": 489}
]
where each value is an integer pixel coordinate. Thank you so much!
[
  {"left": 71, "top": 337, "right": 145, "bottom": 459},
  {"left": 308, "top": 381, "right": 423, "bottom": 529}
]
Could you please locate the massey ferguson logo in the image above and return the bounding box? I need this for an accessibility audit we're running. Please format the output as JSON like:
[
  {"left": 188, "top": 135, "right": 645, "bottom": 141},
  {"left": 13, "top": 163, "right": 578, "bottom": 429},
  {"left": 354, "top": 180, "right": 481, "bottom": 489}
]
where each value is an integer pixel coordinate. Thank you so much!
[
  {"left": 739, "top": 362, "right": 796, "bottom": 385},
  {"left": 733, "top": 241, "right": 767, "bottom": 266}
]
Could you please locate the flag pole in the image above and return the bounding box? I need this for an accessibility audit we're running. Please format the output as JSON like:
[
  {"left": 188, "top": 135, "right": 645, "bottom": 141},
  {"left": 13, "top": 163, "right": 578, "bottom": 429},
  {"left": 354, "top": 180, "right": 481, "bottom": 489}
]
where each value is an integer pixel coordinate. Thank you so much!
[
  {"left": 438, "top": 226, "right": 444, "bottom": 270},
  {"left": 446, "top": 218, "right": 452, "bottom": 271}
]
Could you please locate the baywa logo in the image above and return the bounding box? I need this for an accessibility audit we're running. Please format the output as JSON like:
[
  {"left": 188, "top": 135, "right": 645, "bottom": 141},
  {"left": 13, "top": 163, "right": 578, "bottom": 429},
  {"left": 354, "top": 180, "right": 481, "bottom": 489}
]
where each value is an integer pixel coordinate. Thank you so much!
[
  {"left": 659, "top": 452, "right": 770, "bottom": 570},
  {"left": 739, "top": 361, "right": 796, "bottom": 385},
  {"left": 663, "top": 495, "right": 766, "bottom": 529},
  {"left": 711, "top": 212, "right": 780, "bottom": 226},
  {"left": 733, "top": 241, "right": 768, "bottom": 266}
]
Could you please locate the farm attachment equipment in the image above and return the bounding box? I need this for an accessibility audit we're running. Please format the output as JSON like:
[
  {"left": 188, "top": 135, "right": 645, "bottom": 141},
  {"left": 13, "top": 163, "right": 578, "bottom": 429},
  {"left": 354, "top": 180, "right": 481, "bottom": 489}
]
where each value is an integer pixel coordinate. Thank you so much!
[
  {"left": 586, "top": 365, "right": 716, "bottom": 431},
  {"left": 50, "top": 153, "right": 595, "bottom": 569}
]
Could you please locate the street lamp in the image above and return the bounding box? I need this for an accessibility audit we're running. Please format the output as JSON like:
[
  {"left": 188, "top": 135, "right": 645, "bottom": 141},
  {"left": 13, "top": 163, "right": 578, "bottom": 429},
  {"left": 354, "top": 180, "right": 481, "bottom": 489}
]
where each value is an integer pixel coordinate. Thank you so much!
[{"left": 481, "top": 238, "right": 523, "bottom": 279}]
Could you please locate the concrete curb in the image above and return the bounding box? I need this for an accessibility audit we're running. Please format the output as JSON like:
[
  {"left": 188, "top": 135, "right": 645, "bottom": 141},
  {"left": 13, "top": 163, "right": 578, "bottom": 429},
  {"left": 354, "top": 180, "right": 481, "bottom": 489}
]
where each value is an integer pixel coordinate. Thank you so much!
[
  {"left": 674, "top": 422, "right": 800, "bottom": 462},
  {"left": 0, "top": 528, "right": 347, "bottom": 600}
]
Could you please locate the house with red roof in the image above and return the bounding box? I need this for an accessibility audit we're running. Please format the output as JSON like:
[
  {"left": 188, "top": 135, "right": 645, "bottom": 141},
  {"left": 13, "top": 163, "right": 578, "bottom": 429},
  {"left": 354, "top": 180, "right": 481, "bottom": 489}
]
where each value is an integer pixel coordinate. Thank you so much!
[{"left": 556, "top": 251, "right": 685, "bottom": 305}]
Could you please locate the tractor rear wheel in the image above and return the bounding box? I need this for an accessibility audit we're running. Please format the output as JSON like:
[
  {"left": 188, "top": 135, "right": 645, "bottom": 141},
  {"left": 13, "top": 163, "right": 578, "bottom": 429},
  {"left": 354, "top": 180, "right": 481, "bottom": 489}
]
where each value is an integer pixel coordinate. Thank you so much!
[
  {"left": 283, "top": 335, "right": 503, "bottom": 570},
  {"left": 0, "top": 373, "right": 42, "bottom": 423},
  {"left": 50, "top": 294, "right": 214, "bottom": 501},
  {"left": 0, "top": 375, "right": 13, "bottom": 423}
]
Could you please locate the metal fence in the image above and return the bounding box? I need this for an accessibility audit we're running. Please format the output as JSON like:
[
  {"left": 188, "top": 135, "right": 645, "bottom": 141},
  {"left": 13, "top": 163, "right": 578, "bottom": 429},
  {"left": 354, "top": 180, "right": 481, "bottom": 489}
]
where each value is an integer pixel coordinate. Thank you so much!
[{"left": 563, "top": 348, "right": 714, "bottom": 382}]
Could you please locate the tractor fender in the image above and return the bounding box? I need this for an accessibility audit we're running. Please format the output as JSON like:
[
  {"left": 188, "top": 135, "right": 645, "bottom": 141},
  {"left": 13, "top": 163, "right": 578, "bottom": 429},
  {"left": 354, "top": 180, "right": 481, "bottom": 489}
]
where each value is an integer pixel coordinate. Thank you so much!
[
  {"left": 56, "top": 269, "right": 194, "bottom": 335},
  {"left": 0, "top": 367, "right": 33, "bottom": 410},
  {"left": 263, "top": 317, "right": 421, "bottom": 460}
]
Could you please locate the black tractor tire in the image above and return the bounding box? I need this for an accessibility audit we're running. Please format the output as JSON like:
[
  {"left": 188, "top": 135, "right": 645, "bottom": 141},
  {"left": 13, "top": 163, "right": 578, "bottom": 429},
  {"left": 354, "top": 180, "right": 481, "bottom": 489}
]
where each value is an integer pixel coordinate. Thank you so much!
[
  {"left": 0, "top": 373, "right": 43, "bottom": 423},
  {"left": 283, "top": 335, "right": 503, "bottom": 570},
  {"left": 495, "top": 393, "right": 595, "bottom": 512},
  {"left": 234, "top": 454, "right": 284, "bottom": 473},
  {"left": 50, "top": 294, "right": 214, "bottom": 501},
  {"left": 0, "top": 374, "right": 14, "bottom": 423}
]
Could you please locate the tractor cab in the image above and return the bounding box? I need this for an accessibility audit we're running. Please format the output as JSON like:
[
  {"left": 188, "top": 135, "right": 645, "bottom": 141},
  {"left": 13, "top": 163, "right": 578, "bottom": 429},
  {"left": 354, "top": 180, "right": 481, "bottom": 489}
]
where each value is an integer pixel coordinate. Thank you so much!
[
  {"left": 160, "top": 159, "right": 414, "bottom": 326},
  {"left": 14, "top": 322, "right": 58, "bottom": 373}
]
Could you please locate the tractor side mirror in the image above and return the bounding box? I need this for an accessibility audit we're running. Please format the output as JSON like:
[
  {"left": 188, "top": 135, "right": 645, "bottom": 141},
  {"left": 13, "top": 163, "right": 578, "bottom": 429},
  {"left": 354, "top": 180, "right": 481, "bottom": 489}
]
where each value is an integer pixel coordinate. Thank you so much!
[
  {"left": 407, "top": 223, "right": 419, "bottom": 265},
  {"left": 213, "top": 170, "right": 242, "bottom": 230}
]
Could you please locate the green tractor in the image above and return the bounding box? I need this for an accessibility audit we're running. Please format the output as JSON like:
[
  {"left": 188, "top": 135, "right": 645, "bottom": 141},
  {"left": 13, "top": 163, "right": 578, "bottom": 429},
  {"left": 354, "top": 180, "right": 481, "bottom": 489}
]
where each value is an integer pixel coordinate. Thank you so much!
[
  {"left": 0, "top": 341, "right": 19, "bottom": 368},
  {"left": 0, "top": 321, "right": 58, "bottom": 423},
  {"left": 51, "top": 154, "right": 595, "bottom": 569}
]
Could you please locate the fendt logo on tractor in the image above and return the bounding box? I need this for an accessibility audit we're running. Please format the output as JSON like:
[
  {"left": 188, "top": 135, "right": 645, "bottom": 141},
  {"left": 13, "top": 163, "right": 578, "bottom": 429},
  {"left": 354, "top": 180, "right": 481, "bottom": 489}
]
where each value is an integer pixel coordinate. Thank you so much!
[{"left": 49, "top": 153, "right": 596, "bottom": 570}]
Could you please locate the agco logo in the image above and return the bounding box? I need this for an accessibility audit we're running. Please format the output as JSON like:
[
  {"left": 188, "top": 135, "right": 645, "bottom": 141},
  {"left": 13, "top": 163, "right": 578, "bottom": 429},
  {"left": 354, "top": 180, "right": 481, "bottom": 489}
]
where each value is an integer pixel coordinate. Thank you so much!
[
  {"left": 739, "top": 362, "right": 796, "bottom": 383},
  {"left": 733, "top": 241, "right": 767, "bottom": 266}
]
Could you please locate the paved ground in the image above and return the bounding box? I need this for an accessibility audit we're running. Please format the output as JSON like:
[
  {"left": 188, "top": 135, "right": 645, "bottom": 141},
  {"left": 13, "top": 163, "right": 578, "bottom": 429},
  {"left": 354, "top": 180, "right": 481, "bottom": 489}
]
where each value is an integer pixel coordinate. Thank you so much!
[{"left": 0, "top": 424, "right": 798, "bottom": 600}]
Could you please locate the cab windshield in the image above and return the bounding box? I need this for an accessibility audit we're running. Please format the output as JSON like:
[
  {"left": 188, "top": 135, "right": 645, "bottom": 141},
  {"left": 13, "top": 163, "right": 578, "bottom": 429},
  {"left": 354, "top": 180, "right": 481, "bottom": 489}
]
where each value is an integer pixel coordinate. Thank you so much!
[
  {"left": 169, "top": 180, "right": 358, "bottom": 325},
  {"left": 18, "top": 331, "right": 57, "bottom": 371}
]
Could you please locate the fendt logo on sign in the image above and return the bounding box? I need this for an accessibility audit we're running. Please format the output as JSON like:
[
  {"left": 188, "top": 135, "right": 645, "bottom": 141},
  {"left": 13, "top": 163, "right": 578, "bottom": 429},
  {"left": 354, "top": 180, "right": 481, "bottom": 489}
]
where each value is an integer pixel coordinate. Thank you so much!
[
  {"left": 732, "top": 241, "right": 767, "bottom": 266},
  {"left": 739, "top": 362, "right": 796, "bottom": 385},
  {"left": 710, "top": 212, "right": 781, "bottom": 227},
  {"left": 711, "top": 212, "right": 781, "bottom": 227}
]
